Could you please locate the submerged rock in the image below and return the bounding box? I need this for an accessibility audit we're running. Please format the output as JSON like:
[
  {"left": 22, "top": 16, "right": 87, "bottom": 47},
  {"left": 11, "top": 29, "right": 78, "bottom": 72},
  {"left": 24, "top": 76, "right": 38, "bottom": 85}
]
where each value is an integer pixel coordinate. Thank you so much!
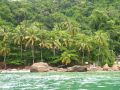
[
  {"left": 30, "top": 62, "right": 51, "bottom": 72},
  {"left": 67, "top": 65, "right": 87, "bottom": 72}
]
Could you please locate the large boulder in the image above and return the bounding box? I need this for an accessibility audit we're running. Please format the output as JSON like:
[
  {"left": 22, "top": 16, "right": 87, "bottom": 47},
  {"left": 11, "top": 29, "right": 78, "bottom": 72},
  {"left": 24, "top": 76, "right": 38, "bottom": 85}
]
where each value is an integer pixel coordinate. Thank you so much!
[
  {"left": 30, "top": 62, "right": 51, "bottom": 72},
  {"left": 103, "top": 64, "right": 110, "bottom": 71},
  {"left": 67, "top": 65, "right": 87, "bottom": 72}
]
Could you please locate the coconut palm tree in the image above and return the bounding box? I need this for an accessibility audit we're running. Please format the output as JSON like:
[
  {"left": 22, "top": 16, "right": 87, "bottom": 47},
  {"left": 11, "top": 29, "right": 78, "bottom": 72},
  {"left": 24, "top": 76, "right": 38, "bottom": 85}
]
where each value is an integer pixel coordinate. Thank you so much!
[
  {"left": 25, "top": 26, "right": 39, "bottom": 64},
  {"left": 57, "top": 30, "right": 72, "bottom": 49},
  {"left": 0, "top": 26, "right": 9, "bottom": 42},
  {"left": 49, "top": 30, "right": 61, "bottom": 56},
  {"left": 13, "top": 25, "right": 26, "bottom": 61},
  {"left": 0, "top": 43, "right": 10, "bottom": 69},
  {"left": 94, "top": 31, "right": 109, "bottom": 65},
  {"left": 62, "top": 19, "right": 79, "bottom": 37},
  {"left": 38, "top": 30, "right": 49, "bottom": 61},
  {"left": 75, "top": 34, "right": 92, "bottom": 64},
  {"left": 33, "top": 22, "right": 50, "bottom": 61},
  {"left": 0, "top": 26, "right": 10, "bottom": 69}
]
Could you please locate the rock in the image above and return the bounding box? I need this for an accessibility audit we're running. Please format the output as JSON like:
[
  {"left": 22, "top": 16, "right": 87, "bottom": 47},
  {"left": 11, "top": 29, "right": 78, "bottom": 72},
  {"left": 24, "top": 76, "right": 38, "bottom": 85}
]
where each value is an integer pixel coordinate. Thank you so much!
[
  {"left": 57, "top": 68, "right": 67, "bottom": 72},
  {"left": 112, "top": 65, "right": 119, "bottom": 71},
  {"left": 0, "top": 62, "right": 5, "bottom": 69},
  {"left": 30, "top": 62, "right": 88, "bottom": 72},
  {"left": 67, "top": 65, "right": 87, "bottom": 72},
  {"left": 30, "top": 62, "right": 50, "bottom": 72},
  {"left": 24, "top": 66, "right": 31, "bottom": 70},
  {"left": 88, "top": 64, "right": 97, "bottom": 71},
  {"left": 57, "top": 65, "right": 67, "bottom": 68},
  {"left": 103, "top": 64, "right": 110, "bottom": 71},
  {"left": 88, "top": 65, "right": 103, "bottom": 71},
  {"left": 50, "top": 67, "right": 58, "bottom": 72},
  {"left": 97, "top": 66, "right": 103, "bottom": 71}
]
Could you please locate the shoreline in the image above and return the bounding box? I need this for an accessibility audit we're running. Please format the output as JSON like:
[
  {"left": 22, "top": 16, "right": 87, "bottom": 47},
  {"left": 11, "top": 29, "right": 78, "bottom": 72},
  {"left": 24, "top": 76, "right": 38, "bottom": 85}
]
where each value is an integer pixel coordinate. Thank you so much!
[
  {"left": 1, "top": 69, "right": 120, "bottom": 74},
  {"left": 1, "top": 63, "right": 120, "bottom": 73},
  {"left": 0, "top": 69, "right": 30, "bottom": 73}
]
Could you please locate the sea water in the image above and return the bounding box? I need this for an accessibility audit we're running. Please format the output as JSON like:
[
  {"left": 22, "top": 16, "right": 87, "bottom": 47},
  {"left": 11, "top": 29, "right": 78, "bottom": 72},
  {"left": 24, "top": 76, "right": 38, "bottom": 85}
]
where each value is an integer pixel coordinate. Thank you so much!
[{"left": 0, "top": 71, "right": 120, "bottom": 90}]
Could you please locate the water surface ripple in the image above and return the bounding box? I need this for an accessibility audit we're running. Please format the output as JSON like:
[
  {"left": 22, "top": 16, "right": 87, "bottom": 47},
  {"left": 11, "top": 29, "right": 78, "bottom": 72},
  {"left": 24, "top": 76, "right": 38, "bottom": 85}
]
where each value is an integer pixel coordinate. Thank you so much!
[{"left": 0, "top": 71, "right": 120, "bottom": 90}]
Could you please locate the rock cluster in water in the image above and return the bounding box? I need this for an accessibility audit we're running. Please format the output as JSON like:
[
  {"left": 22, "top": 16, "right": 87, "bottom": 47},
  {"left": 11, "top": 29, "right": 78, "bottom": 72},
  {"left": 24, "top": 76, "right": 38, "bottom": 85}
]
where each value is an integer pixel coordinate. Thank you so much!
[
  {"left": 1, "top": 62, "right": 119, "bottom": 73},
  {"left": 30, "top": 62, "right": 120, "bottom": 72},
  {"left": 30, "top": 62, "right": 87, "bottom": 72},
  {"left": 88, "top": 63, "right": 120, "bottom": 71}
]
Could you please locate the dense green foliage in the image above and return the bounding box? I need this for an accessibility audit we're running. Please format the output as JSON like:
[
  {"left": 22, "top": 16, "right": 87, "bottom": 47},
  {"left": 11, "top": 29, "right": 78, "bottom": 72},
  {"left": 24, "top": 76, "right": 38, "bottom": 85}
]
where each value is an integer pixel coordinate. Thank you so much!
[{"left": 0, "top": 0, "right": 120, "bottom": 67}]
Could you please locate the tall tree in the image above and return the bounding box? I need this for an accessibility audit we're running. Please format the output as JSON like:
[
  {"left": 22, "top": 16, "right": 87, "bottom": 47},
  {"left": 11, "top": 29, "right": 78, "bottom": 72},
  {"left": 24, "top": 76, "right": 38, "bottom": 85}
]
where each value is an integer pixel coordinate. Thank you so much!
[
  {"left": 49, "top": 30, "right": 61, "bottom": 56},
  {"left": 13, "top": 25, "right": 26, "bottom": 61},
  {"left": 0, "top": 26, "right": 10, "bottom": 69},
  {"left": 0, "top": 43, "right": 10, "bottom": 69},
  {"left": 38, "top": 30, "right": 49, "bottom": 61},
  {"left": 25, "top": 26, "right": 39, "bottom": 64},
  {"left": 94, "top": 31, "right": 109, "bottom": 65},
  {"left": 75, "top": 34, "right": 92, "bottom": 64}
]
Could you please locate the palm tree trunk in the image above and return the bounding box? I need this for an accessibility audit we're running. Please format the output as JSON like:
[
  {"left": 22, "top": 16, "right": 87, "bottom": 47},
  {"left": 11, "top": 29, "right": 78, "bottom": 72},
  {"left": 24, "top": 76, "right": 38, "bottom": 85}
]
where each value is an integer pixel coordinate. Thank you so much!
[
  {"left": 20, "top": 44, "right": 23, "bottom": 61},
  {"left": 82, "top": 50, "right": 84, "bottom": 65},
  {"left": 4, "top": 55, "right": 7, "bottom": 70},
  {"left": 88, "top": 51, "right": 90, "bottom": 63},
  {"left": 41, "top": 47, "right": 43, "bottom": 62},
  {"left": 24, "top": 46, "right": 27, "bottom": 65},
  {"left": 97, "top": 47, "right": 101, "bottom": 65},
  {"left": 53, "top": 47, "right": 56, "bottom": 56},
  {"left": 31, "top": 45, "right": 35, "bottom": 64}
]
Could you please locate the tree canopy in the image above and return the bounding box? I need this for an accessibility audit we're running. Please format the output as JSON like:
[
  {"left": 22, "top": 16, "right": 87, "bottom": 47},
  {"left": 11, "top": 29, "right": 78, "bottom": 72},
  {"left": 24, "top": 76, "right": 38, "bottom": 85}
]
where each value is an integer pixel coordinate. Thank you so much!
[{"left": 0, "top": 0, "right": 119, "bottom": 68}]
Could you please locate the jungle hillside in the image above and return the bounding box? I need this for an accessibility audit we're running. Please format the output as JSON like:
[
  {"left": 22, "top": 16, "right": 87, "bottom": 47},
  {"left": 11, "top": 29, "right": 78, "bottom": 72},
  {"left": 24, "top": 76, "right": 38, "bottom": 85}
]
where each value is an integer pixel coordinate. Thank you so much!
[{"left": 0, "top": 0, "right": 120, "bottom": 68}]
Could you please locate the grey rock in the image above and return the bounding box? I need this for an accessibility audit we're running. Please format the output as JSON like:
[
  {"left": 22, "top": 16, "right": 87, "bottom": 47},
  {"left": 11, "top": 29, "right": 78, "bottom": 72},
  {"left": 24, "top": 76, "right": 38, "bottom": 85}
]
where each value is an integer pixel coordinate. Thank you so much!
[{"left": 67, "top": 65, "right": 87, "bottom": 72}]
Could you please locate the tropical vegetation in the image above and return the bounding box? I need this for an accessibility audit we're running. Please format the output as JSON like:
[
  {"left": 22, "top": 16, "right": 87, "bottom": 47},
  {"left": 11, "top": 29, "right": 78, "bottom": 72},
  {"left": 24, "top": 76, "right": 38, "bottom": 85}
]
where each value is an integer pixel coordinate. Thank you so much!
[{"left": 0, "top": 0, "right": 119, "bottom": 68}]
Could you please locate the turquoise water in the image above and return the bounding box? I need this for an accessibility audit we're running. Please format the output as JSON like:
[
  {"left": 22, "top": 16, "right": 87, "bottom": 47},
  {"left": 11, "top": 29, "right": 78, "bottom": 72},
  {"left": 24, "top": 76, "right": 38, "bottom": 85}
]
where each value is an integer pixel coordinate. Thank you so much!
[{"left": 0, "top": 72, "right": 120, "bottom": 90}]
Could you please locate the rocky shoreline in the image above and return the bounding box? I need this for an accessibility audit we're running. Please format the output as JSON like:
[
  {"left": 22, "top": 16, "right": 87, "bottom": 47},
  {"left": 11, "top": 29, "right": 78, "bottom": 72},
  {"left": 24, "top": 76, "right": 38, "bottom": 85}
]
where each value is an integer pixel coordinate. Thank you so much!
[
  {"left": 30, "top": 62, "right": 120, "bottom": 72},
  {"left": 1, "top": 62, "right": 120, "bottom": 73},
  {"left": 30, "top": 62, "right": 87, "bottom": 72}
]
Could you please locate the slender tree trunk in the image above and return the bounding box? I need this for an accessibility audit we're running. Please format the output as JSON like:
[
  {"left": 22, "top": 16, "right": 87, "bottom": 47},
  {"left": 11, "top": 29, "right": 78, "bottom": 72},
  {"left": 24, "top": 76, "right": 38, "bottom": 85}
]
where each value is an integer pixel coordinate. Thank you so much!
[
  {"left": 24, "top": 46, "right": 27, "bottom": 65},
  {"left": 88, "top": 51, "right": 90, "bottom": 63},
  {"left": 4, "top": 55, "right": 6, "bottom": 70},
  {"left": 53, "top": 47, "right": 56, "bottom": 56},
  {"left": 97, "top": 47, "right": 101, "bottom": 65},
  {"left": 20, "top": 44, "right": 23, "bottom": 61},
  {"left": 41, "top": 47, "right": 43, "bottom": 62},
  {"left": 82, "top": 50, "right": 84, "bottom": 65},
  {"left": 31, "top": 45, "right": 35, "bottom": 64}
]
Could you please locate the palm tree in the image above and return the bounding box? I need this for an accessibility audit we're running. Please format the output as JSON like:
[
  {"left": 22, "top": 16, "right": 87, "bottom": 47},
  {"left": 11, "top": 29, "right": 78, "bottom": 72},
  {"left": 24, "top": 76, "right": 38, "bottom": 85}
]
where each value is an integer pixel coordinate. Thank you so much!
[
  {"left": 33, "top": 22, "right": 50, "bottom": 61},
  {"left": 94, "top": 31, "right": 109, "bottom": 65},
  {"left": 0, "top": 44, "right": 10, "bottom": 69},
  {"left": 0, "top": 26, "right": 9, "bottom": 42},
  {"left": 75, "top": 34, "right": 92, "bottom": 64},
  {"left": 49, "top": 30, "right": 61, "bottom": 56},
  {"left": 0, "top": 26, "right": 10, "bottom": 69},
  {"left": 62, "top": 19, "right": 79, "bottom": 37},
  {"left": 13, "top": 25, "right": 26, "bottom": 61},
  {"left": 57, "top": 30, "right": 72, "bottom": 49},
  {"left": 25, "top": 26, "right": 39, "bottom": 64},
  {"left": 38, "top": 30, "right": 49, "bottom": 61}
]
